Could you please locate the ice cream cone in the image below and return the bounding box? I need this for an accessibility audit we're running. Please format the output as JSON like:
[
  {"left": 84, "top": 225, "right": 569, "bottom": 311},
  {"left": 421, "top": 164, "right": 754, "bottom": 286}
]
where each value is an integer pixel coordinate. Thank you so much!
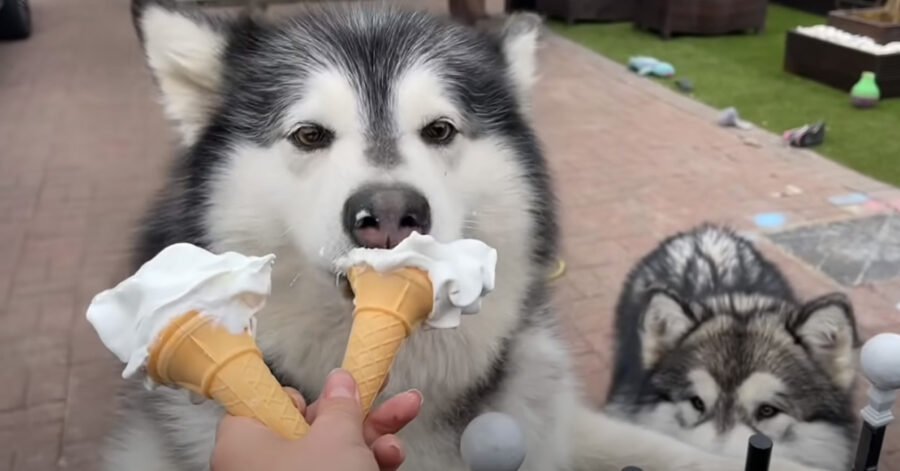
[
  {"left": 341, "top": 266, "right": 434, "bottom": 415},
  {"left": 147, "top": 310, "right": 310, "bottom": 439}
]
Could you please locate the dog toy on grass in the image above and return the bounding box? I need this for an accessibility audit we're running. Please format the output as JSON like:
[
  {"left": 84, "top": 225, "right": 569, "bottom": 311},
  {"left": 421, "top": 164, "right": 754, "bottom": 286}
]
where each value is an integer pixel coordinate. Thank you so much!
[
  {"left": 717, "top": 107, "right": 753, "bottom": 130},
  {"left": 675, "top": 78, "right": 694, "bottom": 93},
  {"left": 627, "top": 56, "right": 675, "bottom": 78},
  {"left": 783, "top": 120, "right": 826, "bottom": 148},
  {"left": 851, "top": 71, "right": 880, "bottom": 108}
]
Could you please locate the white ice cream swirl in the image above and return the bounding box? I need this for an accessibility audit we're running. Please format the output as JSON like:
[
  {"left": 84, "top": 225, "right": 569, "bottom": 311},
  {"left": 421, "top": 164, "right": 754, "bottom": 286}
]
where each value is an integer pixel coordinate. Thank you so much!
[
  {"left": 335, "top": 232, "right": 497, "bottom": 329},
  {"left": 85, "top": 243, "right": 275, "bottom": 380}
]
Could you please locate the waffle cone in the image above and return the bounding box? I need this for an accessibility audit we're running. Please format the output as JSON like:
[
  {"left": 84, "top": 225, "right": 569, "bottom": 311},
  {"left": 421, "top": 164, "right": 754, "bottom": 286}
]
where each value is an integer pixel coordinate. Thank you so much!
[
  {"left": 147, "top": 311, "right": 310, "bottom": 439},
  {"left": 341, "top": 266, "right": 433, "bottom": 415}
]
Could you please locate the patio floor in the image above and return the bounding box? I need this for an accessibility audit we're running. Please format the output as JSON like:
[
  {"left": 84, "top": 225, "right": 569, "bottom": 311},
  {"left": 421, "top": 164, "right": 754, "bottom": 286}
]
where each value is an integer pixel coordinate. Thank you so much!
[{"left": 1, "top": 0, "right": 899, "bottom": 470}]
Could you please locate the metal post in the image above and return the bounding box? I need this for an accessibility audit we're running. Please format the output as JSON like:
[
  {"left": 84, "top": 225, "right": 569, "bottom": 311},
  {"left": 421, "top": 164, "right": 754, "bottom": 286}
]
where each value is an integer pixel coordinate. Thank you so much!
[
  {"left": 744, "top": 434, "right": 773, "bottom": 471},
  {"left": 852, "top": 333, "right": 900, "bottom": 471}
]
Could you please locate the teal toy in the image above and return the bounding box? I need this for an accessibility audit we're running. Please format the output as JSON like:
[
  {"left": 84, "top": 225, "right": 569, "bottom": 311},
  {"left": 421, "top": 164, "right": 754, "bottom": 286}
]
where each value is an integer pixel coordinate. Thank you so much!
[
  {"left": 628, "top": 56, "right": 675, "bottom": 78},
  {"left": 851, "top": 71, "right": 880, "bottom": 108}
]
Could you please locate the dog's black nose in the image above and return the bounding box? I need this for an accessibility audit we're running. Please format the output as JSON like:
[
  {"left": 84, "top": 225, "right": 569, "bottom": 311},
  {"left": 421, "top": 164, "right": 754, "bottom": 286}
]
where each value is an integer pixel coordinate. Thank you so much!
[{"left": 342, "top": 184, "right": 431, "bottom": 249}]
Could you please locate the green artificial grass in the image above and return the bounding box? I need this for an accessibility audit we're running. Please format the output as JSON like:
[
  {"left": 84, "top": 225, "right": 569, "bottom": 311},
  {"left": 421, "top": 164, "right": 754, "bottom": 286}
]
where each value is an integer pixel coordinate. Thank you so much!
[{"left": 550, "top": 5, "right": 900, "bottom": 187}]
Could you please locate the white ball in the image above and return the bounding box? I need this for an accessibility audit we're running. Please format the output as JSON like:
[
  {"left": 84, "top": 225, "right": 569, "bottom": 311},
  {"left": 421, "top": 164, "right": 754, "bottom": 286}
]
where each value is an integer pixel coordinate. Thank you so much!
[
  {"left": 861, "top": 333, "right": 900, "bottom": 390},
  {"left": 460, "top": 412, "right": 527, "bottom": 471}
]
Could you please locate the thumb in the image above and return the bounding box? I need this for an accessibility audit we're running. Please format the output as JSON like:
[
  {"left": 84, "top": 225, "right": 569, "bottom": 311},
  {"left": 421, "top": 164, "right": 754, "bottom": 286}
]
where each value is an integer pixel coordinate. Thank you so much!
[{"left": 310, "top": 369, "right": 366, "bottom": 443}]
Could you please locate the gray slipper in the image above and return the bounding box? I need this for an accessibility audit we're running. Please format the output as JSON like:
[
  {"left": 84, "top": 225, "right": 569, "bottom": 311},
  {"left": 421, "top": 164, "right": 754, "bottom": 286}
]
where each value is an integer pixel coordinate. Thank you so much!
[{"left": 718, "top": 107, "right": 753, "bottom": 130}]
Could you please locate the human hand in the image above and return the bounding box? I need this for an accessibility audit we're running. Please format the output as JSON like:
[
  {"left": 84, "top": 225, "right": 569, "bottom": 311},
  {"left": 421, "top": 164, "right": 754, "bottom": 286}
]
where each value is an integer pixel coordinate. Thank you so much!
[{"left": 210, "top": 369, "right": 422, "bottom": 471}]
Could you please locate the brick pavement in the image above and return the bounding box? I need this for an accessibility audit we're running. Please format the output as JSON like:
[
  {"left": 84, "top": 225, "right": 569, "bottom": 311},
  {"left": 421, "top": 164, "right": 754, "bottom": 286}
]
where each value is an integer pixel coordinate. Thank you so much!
[{"left": 1, "top": 1, "right": 899, "bottom": 470}]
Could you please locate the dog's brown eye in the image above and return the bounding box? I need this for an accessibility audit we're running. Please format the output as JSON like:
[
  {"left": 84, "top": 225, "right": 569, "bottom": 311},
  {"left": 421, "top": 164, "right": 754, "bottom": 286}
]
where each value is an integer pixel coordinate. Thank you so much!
[
  {"left": 290, "top": 124, "right": 333, "bottom": 150},
  {"left": 421, "top": 119, "right": 457, "bottom": 145},
  {"left": 689, "top": 396, "right": 706, "bottom": 413},
  {"left": 756, "top": 404, "right": 780, "bottom": 420}
]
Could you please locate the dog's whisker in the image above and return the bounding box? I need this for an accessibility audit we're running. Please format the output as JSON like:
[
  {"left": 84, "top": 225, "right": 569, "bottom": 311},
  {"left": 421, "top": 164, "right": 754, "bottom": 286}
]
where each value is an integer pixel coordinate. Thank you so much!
[
  {"left": 277, "top": 223, "right": 298, "bottom": 240},
  {"left": 288, "top": 271, "right": 302, "bottom": 288}
]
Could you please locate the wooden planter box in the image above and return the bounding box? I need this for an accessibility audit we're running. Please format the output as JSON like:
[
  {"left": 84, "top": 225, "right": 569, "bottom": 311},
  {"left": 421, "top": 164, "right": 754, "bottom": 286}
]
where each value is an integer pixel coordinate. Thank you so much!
[
  {"left": 772, "top": 0, "right": 835, "bottom": 15},
  {"left": 784, "top": 29, "right": 900, "bottom": 97},
  {"left": 828, "top": 8, "right": 900, "bottom": 44},
  {"left": 535, "top": 0, "right": 634, "bottom": 23},
  {"left": 506, "top": 0, "right": 537, "bottom": 11},
  {"left": 634, "top": 0, "right": 767, "bottom": 38}
]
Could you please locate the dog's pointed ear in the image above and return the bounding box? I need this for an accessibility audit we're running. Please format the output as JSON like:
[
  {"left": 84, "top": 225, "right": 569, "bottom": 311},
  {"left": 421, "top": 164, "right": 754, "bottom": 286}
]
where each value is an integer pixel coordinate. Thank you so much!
[
  {"left": 132, "top": 0, "right": 229, "bottom": 145},
  {"left": 496, "top": 12, "right": 542, "bottom": 103},
  {"left": 792, "top": 293, "right": 859, "bottom": 390},
  {"left": 639, "top": 288, "right": 697, "bottom": 368}
]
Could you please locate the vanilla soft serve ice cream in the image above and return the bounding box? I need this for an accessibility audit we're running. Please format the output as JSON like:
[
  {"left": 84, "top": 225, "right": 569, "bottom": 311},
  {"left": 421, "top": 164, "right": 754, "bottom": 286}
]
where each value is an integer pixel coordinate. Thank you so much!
[
  {"left": 84, "top": 234, "right": 496, "bottom": 425},
  {"left": 335, "top": 232, "right": 497, "bottom": 328},
  {"left": 85, "top": 243, "right": 276, "bottom": 381},
  {"left": 336, "top": 232, "right": 497, "bottom": 414}
]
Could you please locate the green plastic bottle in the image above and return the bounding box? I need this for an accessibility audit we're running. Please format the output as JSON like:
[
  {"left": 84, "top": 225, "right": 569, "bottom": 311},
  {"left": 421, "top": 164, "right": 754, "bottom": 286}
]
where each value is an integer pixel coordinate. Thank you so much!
[{"left": 851, "top": 71, "right": 880, "bottom": 108}]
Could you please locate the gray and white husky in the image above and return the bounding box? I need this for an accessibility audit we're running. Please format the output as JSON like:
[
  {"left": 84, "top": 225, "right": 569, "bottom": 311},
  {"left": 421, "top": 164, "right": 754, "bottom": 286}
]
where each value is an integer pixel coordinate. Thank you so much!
[
  {"left": 103, "top": 2, "right": 829, "bottom": 470},
  {"left": 607, "top": 225, "right": 859, "bottom": 471}
]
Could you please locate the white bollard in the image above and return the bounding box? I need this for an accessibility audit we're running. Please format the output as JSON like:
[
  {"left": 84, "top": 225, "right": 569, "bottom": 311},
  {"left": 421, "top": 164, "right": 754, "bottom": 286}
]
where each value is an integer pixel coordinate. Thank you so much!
[
  {"left": 460, "top": 412, "right": 527, "bottom": 471},
  {"left": 853, "top": 333, "right": 900, "bottom": 471}
]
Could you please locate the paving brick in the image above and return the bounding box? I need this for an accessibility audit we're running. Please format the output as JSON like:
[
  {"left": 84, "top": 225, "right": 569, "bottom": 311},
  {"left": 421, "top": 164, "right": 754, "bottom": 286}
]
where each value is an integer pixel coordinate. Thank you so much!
[
  {"left": 57, "top": 440, "right": 101, "bottom": 471},
  {"left": 550, "top": 280, "right": 584, "bottom": 306},
  {"left": 565, "top": 268, "right": 610, "bottom": 300},
  {"left": 560, "top": 238, "right": 623, "bottom": 270},
  {"left": 0, "top": 364, "right": 26, "bottom": 413},
  {"left": 6, "top": 423, "right": 62, "bottom": 471},
  {"left": 0, "top": 402, "right": 65, "bottom": 431},
  {"left": 62, "top": 361, "right": 121, "bottom": 444},
  {"left": 12, "top": 453, "right": 60, "bottom": 471},
  {"left": 69, "top": 320, "right": 116, "bottom": 365},
  {"left": 25, "top": 349, "right": 69, "bottom": 407},
  {"left": 577, "top": 366, "right": 612, "bottom": 407},
  {"left": 562, "top": 296, "right": 616, "bottom": 337},
  {"left": 0, "top": 333, "right": 68, "bottom": 369}
]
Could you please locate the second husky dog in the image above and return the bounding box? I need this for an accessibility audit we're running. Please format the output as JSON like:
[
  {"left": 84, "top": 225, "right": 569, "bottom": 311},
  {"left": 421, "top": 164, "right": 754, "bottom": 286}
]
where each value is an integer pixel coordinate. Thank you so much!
[{"left": 607, "top": 225, "right": 859, "bottom": 471}]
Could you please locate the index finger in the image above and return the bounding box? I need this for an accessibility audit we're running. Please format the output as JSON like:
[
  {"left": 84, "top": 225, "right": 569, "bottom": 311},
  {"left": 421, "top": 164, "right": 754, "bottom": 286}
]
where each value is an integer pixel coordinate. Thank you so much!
[
  {"left": 306, "top": 372, "right": 390, "bottom": 423},
  {"left": 306, "top": 369, "right": 366, "bottom": 443}
]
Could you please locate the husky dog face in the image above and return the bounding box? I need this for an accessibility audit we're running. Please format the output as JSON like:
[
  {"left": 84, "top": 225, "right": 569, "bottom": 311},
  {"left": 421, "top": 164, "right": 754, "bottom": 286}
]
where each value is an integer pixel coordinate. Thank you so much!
[
  {"left": 608, "top": 225, "right": 859, "bottom": 471},
  {"left": 128, "top": 1, "right": 559, "bottom": 438},
  {"left": 639, "top": 291, "right": 857, "bottom": 451},
  {"left": 132, "top": 1, "right": 555, "bottom": 309}
]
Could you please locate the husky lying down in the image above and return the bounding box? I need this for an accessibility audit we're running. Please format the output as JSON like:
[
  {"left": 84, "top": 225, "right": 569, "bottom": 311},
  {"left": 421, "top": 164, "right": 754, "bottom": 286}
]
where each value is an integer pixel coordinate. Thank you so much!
[
  {"left": 607, "top": 225, "right": 859, "bottom": 471},
  {"left": 104, "top": 1, "right": 831, "bottom": 470}
]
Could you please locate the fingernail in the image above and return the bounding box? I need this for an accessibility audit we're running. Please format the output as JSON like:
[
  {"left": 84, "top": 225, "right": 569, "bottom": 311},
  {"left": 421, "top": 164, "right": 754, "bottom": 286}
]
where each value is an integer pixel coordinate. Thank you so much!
[
  {"left": 324, "top": 369, "right": 358, "bottom": 402},
  {"left": 389, "top": 443, "right": 402, "bottom": 456},
  {"left": 405, "top": 389, "right": 423, "bottom": 407}
]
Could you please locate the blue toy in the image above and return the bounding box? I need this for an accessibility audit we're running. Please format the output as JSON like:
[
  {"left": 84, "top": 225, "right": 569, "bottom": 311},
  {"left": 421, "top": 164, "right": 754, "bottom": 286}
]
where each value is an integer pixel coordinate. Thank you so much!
[{"left": 627, "top": 56, "right": 675, "bottom": 78}]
